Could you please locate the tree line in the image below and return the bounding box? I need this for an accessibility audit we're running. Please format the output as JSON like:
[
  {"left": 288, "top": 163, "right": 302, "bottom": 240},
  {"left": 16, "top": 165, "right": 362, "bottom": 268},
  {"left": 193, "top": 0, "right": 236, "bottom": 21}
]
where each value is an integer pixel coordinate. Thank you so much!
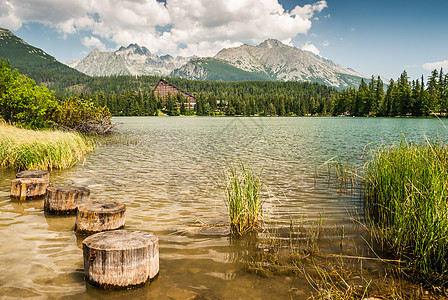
[{"left": 53, "top": 69, "right": 447, "bottom": 117}]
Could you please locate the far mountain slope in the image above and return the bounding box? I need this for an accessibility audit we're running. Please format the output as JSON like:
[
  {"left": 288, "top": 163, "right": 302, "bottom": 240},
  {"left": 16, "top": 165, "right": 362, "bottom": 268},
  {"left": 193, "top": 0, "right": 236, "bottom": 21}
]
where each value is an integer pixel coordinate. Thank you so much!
[
  {"left": 0, "top": 28, "right": 85, "bottom": 83},
  {"left": 173, "top": 39, "right": 368, "bottom": 89},
  {"left": 67, "top": 44, "right": 190, "bottom": 77}
]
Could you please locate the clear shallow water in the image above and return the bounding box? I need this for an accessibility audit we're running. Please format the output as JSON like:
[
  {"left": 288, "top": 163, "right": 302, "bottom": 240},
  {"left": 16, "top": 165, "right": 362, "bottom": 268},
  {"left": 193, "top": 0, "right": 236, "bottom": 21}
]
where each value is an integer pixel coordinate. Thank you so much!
[{"left": 1, "top": 117, "right": 447, "bottom": 299}]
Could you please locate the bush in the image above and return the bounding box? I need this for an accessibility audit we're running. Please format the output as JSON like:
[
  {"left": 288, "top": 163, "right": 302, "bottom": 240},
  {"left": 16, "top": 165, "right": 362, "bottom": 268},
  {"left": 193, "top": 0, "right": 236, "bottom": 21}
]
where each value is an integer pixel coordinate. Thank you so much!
[
  {"left": 0, "top": 60, "right": 114, "bottom": 133},
  {"left": 52, "top": 97, "right": 114, "bottom": 134},
  {"left": 0, "top": 60, "right": 57, "bottom": 128}
]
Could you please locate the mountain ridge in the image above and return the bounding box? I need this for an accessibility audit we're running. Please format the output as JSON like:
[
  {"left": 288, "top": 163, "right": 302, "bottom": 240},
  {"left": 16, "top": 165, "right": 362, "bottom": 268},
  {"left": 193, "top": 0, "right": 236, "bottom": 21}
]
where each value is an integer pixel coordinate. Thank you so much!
[
  {"left": 171, "top": 39, "right": 368, "bottom": 88},
  {"left": 67, "top": 44, "right": 190, "bottom": 77},
  {"left": 0, "top": 28, "right": 85, "bottom": 83}
]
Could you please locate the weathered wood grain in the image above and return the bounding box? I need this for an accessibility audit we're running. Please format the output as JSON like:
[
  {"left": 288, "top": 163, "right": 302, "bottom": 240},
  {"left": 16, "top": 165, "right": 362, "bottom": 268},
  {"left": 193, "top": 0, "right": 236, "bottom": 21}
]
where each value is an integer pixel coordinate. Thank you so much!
[
  {"left": 75, "top": 199, "right": 126, "bottom": 234},
  {"left": 83, "top": 230, "right": 159, "bottom": 289},
  {"left": 16, "top": 169, "right": 50, "bottom": 182},
  {"left": 10, "top": 178, "right": 48, "bottom": 200},
  {"left": 44, "top": 186, "right": 90, "bottom": 214}
]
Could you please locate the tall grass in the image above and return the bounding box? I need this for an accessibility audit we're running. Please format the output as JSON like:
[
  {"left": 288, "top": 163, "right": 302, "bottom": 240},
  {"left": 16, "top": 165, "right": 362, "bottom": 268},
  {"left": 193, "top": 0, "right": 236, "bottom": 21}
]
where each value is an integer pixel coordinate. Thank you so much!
[
  {"left": 365, "top": 139, "right": 448, "bottom": 286},
  {"left": 0, "top": 122, "right": 93, "bottom": 170},
  {"left": 223, "top": 161, "right": 262, "bottom": 235}
]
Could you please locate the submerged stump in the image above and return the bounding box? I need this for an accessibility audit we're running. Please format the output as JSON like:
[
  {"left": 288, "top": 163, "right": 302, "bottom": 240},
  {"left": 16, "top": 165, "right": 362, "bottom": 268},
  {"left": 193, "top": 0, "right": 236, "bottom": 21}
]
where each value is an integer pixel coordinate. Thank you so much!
[
  {"left": 45, "top": 186, "right": 90, "bottom": 215},
  {"left": 83, "top": 230, "right": 159, "bottom": 289},
  {"left": 16, "top": 170, "right": 50, "bottom": 182},
  {"left": 10, "top": 178, "right": 48, "bottom": 200},
  {"left": 75, "top": 200, "right": 126, "bottom": 234}
]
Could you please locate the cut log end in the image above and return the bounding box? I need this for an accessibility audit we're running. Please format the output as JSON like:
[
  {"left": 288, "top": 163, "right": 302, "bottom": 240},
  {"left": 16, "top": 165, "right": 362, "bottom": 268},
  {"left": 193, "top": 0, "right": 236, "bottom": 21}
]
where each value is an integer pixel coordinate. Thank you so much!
[
  {"left": 16, "top": 170, "right": 50, "bottom": 182},
  {"left": 75, "top": 199, "right": 126, "bottom": 234},
  {"left": 44, "top": 186, "right": 91, "bottom": 215},
  {"left": 10, "top": 178, "right": 48, "bottom": 200},
  {"left": 83, "top": 230, "right": 159, "bottom": 289}
]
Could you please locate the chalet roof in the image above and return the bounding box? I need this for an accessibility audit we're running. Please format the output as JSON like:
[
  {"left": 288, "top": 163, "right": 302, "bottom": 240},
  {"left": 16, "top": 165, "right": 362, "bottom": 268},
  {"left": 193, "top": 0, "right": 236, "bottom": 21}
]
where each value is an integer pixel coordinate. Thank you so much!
[{"left": 154, "top": 78, "right": 196, "bottom": 100}]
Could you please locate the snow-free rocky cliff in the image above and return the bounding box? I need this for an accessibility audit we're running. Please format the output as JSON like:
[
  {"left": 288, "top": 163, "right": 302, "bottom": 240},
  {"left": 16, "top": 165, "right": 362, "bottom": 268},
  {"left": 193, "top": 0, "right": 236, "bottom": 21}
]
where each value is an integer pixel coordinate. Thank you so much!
[
  {"left": 173, "top": 39, "right": 368, "bottom": 89},
  {"left": 67, "top": 39, "right": 368, "bottom": 88},
  {"left": 67, "top": 44, "right": 190, "bottom": 77}
]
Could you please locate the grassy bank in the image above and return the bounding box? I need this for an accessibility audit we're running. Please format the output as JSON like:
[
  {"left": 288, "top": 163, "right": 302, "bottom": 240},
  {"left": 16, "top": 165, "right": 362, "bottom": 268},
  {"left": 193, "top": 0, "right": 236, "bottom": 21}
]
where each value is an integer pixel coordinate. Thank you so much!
[
  {"left": 365, "top": 140, "right": 448, "bottom": 287},
  {"left": 0, "top": 122, "right": 93, "bottom": 170}
]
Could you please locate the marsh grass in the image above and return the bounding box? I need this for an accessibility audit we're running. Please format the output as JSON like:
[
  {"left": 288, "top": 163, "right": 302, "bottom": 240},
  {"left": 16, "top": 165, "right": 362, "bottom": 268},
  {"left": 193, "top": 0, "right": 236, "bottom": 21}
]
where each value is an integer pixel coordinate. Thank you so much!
[
  {"left": 223, "top": 161, "right": 262, "bottom": 235},
  {"left": 0, "top": 122, "right": 93, "bottom": 170},
  {"left": 365, "top": 139, "right": 448, "bottom": 288}
]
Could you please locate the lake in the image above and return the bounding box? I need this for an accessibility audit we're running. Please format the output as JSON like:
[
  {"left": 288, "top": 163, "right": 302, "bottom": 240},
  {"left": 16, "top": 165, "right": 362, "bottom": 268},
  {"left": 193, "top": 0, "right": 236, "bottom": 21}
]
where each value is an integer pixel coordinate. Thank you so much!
[{"left": 1, "top": 117, "right": 447, "bottom": 299}]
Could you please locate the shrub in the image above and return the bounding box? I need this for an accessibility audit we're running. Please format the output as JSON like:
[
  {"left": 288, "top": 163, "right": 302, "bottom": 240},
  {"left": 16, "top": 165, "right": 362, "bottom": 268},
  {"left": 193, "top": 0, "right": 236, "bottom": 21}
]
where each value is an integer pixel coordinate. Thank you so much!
[{"left": 0, "top": 60, "right": 57, "bottom": 128}]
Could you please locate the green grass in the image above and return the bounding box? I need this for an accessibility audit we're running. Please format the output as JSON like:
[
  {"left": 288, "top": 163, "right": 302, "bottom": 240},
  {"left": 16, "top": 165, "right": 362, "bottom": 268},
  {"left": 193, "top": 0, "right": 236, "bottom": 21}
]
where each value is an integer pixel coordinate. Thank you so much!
[
  {"left": 223, "top": 161, "right": 263, "bottom": 235},
  {"left": 0, "top": 122, "right": 93, "bottom": 170},
  {"left": 364, "top": 139, "right": 448, "bottom": 287}
]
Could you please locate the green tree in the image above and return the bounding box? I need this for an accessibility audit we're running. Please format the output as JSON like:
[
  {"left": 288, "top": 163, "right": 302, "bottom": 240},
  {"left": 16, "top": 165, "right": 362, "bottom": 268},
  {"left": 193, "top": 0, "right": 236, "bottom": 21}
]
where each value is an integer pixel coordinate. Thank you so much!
[{"left": 0, "top": 60, "right": 57, "bottom": 128}]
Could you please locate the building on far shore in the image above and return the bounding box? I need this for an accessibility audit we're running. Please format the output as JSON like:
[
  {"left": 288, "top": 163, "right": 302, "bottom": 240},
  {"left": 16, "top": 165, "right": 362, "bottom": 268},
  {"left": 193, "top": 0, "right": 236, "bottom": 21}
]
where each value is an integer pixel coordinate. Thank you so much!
[{"left": 154, "top": 79, "right": 196, "bottom": 107}]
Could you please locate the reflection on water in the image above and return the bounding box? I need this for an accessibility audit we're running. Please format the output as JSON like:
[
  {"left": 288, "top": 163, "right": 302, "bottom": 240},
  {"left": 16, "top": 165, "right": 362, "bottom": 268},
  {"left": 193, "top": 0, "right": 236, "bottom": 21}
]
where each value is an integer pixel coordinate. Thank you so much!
[{"left": 0, "top": 117, "right": 447, "bottom": 299}]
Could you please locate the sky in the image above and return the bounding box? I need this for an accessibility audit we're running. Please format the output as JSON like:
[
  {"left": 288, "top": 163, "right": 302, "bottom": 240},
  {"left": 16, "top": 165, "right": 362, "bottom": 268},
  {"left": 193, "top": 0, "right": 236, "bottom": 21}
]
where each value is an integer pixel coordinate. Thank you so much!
[{"left": 1, "top": 0, "right": 447, "bottom": 81}]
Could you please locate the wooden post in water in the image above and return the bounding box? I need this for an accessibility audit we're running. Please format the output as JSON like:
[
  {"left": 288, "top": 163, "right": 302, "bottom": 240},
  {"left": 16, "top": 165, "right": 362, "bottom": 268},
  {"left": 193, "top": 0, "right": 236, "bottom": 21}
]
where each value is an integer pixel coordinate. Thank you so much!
[
  {"left": 10, "top": 178, "right": 48, "bottom": 200},
  {"left": 16, "top": 170, "right": 50, "bottom": 182},
  {"left": 75, "top": 200, "right": 126, "bottom": 234},
  {"left": 83, "top": 230, "right": 159, "bottom": 289},
  {"left": 44, "top": 186, "right": 90, "bottom": 214}
]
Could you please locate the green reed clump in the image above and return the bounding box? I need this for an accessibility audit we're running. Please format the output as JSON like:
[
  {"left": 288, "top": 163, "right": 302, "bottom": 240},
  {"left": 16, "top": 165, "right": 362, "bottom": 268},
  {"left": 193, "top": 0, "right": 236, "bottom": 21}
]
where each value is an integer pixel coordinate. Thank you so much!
[
  {"left": 365, "top": 139, "right": 448, "bottom": 286},
  {"left": 223, "top": 162, "right": 262, "bottom": 235},
  {"left": 0, "top": 122, "right": 93, "bottom": 170}
]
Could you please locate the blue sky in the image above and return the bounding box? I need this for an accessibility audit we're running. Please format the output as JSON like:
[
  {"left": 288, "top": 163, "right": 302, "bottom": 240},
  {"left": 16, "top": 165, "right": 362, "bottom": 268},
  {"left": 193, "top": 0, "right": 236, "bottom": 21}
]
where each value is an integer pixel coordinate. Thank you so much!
[{"left": 2, "top": 0, "right": 447, "bottom": 81}]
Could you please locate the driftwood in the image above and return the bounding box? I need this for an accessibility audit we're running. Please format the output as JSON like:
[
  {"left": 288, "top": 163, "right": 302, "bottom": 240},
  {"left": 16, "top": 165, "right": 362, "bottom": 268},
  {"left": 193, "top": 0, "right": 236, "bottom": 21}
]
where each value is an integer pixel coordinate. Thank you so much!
[
  {"left": 44, "top": 186, "right": 90, "bottom": 215},
  {"left": 83, "top": 230, "right": 159, "bottom": 289},
  {"left": 75, "top": 199, "right": 126, "bottom": 234},
  {"left": 10, "top": 178, "right": 48, "bottom": 200},
  {"left": 52, "top": 119, "right": 116, "bottom": 135},
  {"left": 16, "top": 170, "right": 50, "bottom": 181}
]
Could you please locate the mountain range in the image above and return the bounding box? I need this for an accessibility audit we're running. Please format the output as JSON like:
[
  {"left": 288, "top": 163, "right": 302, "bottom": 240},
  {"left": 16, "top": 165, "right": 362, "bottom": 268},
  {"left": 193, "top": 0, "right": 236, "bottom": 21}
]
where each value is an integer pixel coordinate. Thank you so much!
[
  {"left": 0, "top": 27, "right": 368, "bottom": 89},
  {"left": 69, "top": 39, "right": 367, "bottom": 89},
  {"left": 67, "top": 44, "right": 190, "bottom": 77},
  {"left": 173, "top": 39, "right": 367, "bottom": 88}
]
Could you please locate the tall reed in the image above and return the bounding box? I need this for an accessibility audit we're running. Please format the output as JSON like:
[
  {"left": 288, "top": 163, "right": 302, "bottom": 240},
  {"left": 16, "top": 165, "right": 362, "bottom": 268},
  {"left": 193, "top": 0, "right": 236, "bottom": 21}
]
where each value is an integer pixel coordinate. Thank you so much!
[
  {"left": 0, "top": 122, "right": 93, "bottom": 170},
  {"left": 223, "top": 161, "right": 262, "bottom": 235},
  {"left": 365, "top": 139, "right": 448, "bottom": 286}
]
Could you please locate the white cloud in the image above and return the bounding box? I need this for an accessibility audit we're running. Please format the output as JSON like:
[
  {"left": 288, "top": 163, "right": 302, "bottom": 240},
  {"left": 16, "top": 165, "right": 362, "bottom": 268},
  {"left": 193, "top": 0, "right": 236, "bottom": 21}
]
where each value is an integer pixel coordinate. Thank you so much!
[
  {"left": 0, "top": 0, "right": 327, "bottom": 57},
  {"left": 291, "top": 0, "right": 327, "bottom": 20},
  {"left": 422, "top": 60, "right": 448, "bottom": 70},
  {"left": 301, "top": 42, "right": 320, "bottom": 55},
  {"left": 81, "top": 36, "right": 106, "bottom": 51},
  {"left": 322, "top": 40, "right": 329, "bottom": 47}
]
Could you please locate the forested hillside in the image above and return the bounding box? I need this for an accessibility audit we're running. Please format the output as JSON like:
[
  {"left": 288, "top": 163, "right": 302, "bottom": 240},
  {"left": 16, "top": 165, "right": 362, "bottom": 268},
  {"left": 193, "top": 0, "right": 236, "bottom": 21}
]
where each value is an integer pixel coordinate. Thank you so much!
[
  {"left": 51, "top": 69, "right": 447, "bottom": 118},
  {"left": 0, "top": 28, "right": 86, "bottom": 84}
]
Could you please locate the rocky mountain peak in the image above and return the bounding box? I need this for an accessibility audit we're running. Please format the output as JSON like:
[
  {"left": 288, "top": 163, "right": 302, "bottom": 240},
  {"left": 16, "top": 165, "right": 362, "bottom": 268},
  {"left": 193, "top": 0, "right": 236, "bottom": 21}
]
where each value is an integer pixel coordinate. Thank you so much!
[
  {"left": 89, "top": 48, "right": 101, "bottom": 55},
  {"left": 258, "top": 39, "right": 286, "bottom": 49},
  {"left": 0, "top": 28, "right": 13, "bottom": 36},
  {"left": 116, "top": 43, "right": 152, "bottom": 56}
]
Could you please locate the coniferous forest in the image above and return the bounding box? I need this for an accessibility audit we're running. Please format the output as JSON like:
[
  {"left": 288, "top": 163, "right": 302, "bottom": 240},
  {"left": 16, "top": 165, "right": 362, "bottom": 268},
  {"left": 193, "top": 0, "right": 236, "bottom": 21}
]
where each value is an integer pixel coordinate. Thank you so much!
[{"left": 44, "top": 68, "right": 448, "bottom": 118}]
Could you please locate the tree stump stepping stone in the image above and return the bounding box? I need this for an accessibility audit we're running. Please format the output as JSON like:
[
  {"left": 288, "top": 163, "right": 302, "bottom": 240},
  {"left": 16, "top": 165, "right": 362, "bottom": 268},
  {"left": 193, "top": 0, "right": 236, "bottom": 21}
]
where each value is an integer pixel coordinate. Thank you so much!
[
  {"left": 10, "top": 178, "right": 48, "bottom": 200},
  {"left": 75, "top": 199, "right": 126, "bottom": 234},
  {"left": 16, "top": 169, "right": 50, "bottom": 182},
  {"left": 45, "top": 186, "right": 90, "bottom": 214},
  {"left": 83, "top": 230, "right": 159, "bottom": 289}
]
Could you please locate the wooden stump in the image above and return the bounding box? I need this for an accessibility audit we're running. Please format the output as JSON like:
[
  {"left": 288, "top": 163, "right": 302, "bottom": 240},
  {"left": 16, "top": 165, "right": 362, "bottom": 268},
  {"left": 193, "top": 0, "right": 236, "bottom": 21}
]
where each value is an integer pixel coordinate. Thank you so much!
[
  {"left": 16, "top": 169, "right": 50, "bottom": 182},
  {"left": 10, "top": 178, "right": 48, "bottom": 200},
  {"left": 75, "top": 200, "right": 126, "bottom": 234},
  {"left": 83, "top": 230, "right": 159, "bottom": 289},
  {"left": 44, "top": 186, "right": 90, "bottom": 215}
]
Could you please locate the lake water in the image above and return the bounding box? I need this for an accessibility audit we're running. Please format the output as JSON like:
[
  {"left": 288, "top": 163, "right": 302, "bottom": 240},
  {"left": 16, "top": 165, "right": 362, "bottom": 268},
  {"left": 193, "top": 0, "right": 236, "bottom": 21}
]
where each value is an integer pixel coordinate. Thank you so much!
[{"left": 1, "top": 117, "right": 447, "bottom": 299}]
